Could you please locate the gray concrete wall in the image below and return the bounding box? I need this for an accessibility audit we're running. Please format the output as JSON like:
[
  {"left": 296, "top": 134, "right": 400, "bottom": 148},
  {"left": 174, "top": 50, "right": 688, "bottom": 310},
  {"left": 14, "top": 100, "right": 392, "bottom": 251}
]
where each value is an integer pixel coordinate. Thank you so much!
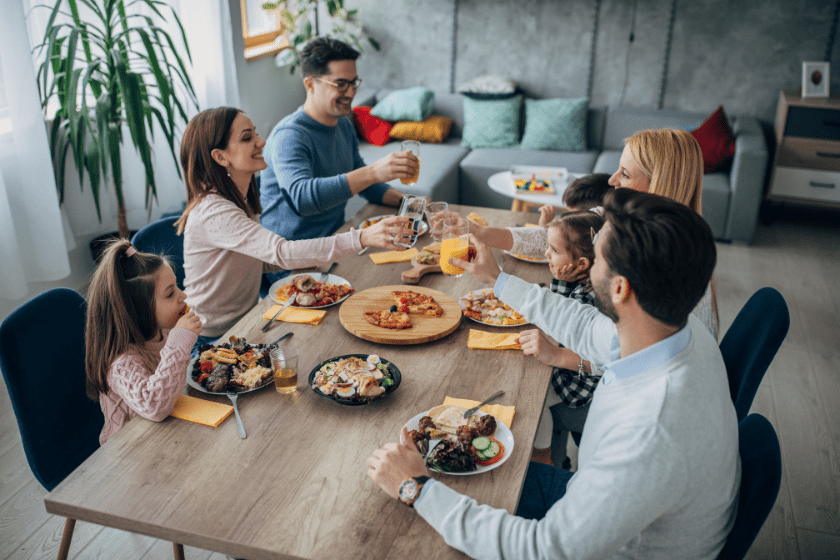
[{"left": 351, "top": 0, "right": 840, "bottom": 123}]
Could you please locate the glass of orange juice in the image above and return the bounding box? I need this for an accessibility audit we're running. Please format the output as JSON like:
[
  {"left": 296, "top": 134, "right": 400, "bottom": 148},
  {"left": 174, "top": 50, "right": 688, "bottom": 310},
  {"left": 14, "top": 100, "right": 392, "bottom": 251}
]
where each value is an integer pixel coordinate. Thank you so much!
[
  {"left": 400, "top": 140, "right": 420, "bottom": 185},
  {"left": 440, "top": 217, "right": 470, "bottom": 277}
]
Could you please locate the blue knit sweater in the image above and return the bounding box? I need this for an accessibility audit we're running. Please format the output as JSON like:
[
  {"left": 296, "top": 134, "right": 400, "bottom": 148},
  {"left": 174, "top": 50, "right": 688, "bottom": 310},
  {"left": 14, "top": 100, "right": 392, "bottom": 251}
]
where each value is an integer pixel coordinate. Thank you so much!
[{"left": 259, "top": 108, "right": 389, "bottom": 240}]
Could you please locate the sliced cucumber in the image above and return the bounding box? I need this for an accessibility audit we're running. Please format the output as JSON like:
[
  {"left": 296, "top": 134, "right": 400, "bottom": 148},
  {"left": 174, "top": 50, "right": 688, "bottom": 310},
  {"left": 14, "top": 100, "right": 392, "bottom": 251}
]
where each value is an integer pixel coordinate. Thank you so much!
[
  {"left": 472, "top": 437, "right": 491, "bottom": 451},
  {"left": 484, "top": 441, "right": 501, "bottom": 458}
]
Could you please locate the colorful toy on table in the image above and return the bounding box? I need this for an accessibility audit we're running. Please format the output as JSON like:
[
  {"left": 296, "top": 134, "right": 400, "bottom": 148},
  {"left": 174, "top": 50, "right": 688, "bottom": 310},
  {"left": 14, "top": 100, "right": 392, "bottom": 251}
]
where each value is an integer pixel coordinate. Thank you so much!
[{"left": 513, "top": 173, "right": 554, "bottom": 193}]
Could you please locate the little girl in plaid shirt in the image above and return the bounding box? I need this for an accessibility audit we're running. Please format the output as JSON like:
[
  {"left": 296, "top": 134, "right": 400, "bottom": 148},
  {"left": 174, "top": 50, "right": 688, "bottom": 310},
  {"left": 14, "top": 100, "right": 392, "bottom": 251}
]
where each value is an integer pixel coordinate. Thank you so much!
[{"left": 519, "top": 210, "right": 604, "bottom": 467}]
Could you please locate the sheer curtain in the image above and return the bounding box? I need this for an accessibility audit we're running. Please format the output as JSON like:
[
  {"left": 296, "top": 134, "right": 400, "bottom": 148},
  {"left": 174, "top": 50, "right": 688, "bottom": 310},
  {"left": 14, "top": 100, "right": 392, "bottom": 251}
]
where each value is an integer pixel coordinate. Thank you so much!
[{"left": 0, "top": 0, "right": 71, "bottom": 300}]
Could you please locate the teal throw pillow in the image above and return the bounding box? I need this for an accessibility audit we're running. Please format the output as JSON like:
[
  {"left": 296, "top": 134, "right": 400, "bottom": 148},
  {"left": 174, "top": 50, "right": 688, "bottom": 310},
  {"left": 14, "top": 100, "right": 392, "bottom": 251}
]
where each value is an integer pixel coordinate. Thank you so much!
[
  {"left": 520, "top": 97, "right": 588, "bottom": 151},
  {"left": 461, "top": 95, "right": 522, "bottom": 149},
  {"left": 370, "top": 87, "right": 435, "bottom": 122}
]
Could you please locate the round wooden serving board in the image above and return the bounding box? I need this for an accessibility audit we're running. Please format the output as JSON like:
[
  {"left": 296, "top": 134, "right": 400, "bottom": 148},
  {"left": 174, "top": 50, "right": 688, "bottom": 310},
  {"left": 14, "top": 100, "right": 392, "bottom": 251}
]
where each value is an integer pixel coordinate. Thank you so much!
[{"left": 339, "top": 285, "right": 462, "bottom": 345}]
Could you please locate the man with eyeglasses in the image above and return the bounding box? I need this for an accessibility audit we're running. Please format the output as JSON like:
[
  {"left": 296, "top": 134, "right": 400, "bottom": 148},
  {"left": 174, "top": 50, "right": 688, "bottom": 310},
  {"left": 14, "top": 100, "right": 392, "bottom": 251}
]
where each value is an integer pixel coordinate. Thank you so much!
[{"left": 259, "top": 37, "right": 416, "bottom": 256}]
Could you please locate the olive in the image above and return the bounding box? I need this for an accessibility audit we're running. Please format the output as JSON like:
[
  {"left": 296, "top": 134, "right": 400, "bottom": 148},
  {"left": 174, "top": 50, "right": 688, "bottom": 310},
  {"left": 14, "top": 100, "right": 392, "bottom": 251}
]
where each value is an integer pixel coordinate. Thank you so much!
[{"left": 389, "top": 304, "right": 398, "bottom": 312}]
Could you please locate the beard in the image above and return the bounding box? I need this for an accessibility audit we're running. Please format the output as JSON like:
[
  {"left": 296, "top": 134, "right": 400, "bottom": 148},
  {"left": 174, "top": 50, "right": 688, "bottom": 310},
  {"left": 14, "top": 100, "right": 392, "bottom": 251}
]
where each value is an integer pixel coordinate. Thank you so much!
[{"left": 591, "top": 273, "right": 619, "bottom": 323}]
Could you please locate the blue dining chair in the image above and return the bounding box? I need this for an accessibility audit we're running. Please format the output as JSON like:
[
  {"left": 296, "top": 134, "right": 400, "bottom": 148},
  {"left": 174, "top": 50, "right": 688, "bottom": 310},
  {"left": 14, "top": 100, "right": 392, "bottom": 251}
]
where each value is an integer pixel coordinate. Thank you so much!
[
  {"left": 717, "top": 413, "right": 782, "bottom": 560},
  {"left": 0, "top": 288, "right": 185, "bottom": 560},
  {"left": 719, "top": 287, "right": 789, "bottom": 422},
  {"left": 131, "top": 215, "right": 185, "bottom": 289}
]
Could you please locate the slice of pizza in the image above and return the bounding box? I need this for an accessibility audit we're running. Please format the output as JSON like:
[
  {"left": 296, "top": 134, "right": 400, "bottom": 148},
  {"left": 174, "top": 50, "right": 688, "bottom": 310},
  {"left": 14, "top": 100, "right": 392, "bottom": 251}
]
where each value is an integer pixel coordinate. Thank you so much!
[
  {"left": 364, "top": 310, "right": 413, "bottom": 329},
  {"left": 391, "top": 291, "right": 444, "bottom": 317}
]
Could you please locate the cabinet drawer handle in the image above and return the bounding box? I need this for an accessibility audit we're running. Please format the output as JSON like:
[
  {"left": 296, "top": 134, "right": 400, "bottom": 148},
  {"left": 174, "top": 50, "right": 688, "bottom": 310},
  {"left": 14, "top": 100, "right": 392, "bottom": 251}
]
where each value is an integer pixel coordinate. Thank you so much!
[
  {"left": 816, "top": 152, "right": 840, "bottom": 159},
  {"left": 809, "top": 181, "right": 835, "bottom": 189}
]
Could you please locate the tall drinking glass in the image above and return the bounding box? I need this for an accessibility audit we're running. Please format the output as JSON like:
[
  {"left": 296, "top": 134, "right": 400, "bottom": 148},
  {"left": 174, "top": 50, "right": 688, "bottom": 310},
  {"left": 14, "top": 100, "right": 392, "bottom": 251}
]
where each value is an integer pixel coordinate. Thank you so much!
[
  {"left": 440, "top": 217, "right": 470, "bottom": 278},
  {"left": 396, "top": 194, "right": 426, "bottom": 248},
  {"left": 424, "top": 202, "right": 449, "bottom": 243},
  {"left": 400, "top": 140, "right": 420, "bottom": 185}
]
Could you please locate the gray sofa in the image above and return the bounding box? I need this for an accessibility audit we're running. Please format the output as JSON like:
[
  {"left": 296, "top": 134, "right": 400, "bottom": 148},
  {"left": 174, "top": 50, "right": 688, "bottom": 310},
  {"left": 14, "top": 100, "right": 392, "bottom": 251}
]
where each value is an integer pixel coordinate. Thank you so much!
[{"left": 348, "top": 89, "right": 769, "bottom": 243}]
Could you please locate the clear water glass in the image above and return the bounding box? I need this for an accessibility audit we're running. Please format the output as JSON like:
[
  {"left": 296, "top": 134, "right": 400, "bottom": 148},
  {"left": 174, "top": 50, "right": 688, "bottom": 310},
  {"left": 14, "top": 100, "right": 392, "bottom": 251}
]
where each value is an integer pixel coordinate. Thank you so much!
[
  {"left": 396, "top": 194, "right": 426, "bottom": 248},
  {"left": 424, "top": 202, "right": 449, "bottom": 243}
]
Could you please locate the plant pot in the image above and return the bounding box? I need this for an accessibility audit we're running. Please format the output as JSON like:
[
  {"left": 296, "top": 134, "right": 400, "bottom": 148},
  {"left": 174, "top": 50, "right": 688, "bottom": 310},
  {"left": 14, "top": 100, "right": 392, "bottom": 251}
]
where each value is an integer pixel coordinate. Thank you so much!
[{"left": 89, "top": 231, "right": 139, "bottom": 264}]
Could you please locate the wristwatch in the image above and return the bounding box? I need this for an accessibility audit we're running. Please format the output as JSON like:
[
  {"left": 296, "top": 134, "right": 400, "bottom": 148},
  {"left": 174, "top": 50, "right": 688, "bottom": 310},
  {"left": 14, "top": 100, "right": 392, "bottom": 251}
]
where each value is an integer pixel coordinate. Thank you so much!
[{"left": 398, "top": 475, "right": 431, "bottom": 507}]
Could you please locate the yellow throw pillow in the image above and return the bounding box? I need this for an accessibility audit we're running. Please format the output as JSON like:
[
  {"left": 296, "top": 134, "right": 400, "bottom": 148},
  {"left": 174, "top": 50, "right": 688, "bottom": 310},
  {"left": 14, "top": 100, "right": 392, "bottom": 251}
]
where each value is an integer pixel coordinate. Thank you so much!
[{"left": 390, "top": 115, "right": 454, "bottom": 143}]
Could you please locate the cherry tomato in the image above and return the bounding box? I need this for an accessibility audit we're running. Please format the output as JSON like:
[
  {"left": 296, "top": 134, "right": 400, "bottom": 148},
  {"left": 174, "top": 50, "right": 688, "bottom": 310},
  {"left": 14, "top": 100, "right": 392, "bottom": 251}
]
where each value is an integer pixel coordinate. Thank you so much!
[
  {"left": 200, "top": 361, "right": 213, "bottom": 373},
  {"left": 197, "top": 373, "right": 210, "bottom": 383}
]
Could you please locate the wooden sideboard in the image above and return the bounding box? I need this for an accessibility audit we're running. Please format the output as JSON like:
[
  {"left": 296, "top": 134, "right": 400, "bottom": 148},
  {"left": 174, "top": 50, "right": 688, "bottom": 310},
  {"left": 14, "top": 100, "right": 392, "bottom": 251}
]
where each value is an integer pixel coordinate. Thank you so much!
[{"left": 765, "top": 89, "right": 840, "bottom": 210}]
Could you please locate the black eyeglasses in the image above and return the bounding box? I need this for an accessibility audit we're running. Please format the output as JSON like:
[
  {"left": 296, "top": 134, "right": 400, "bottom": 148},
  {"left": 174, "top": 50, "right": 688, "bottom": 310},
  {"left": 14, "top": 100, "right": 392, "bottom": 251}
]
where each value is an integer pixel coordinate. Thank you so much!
[{"left": 315, "top": 77, "right": 362, "bottom": 93}]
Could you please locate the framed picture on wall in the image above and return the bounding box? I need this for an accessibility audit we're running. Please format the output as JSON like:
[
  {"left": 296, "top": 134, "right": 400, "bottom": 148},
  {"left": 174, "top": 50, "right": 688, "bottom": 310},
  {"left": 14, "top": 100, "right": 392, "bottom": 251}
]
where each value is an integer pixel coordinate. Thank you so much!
[{"left": 802, "top": 62, "right": 830, "bottom": 98}]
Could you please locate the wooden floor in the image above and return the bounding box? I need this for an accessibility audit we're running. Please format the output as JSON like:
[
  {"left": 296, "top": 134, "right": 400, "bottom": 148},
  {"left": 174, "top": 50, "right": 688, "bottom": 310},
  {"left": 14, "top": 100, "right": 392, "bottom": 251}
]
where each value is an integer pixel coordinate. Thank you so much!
[{"left": 1, "top": 209, "right": 838, "bottom": 559}]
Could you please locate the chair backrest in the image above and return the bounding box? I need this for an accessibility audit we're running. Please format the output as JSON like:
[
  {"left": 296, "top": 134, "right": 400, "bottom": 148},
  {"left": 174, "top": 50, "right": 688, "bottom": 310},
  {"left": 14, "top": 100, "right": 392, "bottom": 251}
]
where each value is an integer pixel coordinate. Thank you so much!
[
  {"left": 719, "top": 287, "right": 789, "bottom": 422},
  {"left": 131, "top": 216, "right": 184, "bottom": 289},
  {"left": 0, "top": 288, "right": 104, "bottom": 491},
  {"left": 716, "top": 414, "right": 782, "bottom": 560}
]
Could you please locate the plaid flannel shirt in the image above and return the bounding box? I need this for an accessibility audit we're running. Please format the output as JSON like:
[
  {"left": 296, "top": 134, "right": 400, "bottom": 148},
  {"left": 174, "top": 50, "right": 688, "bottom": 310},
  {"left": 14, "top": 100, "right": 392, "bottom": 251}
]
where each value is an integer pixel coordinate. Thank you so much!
[{"left": 549, "top": 279, "right": 603, "bottom": 408}]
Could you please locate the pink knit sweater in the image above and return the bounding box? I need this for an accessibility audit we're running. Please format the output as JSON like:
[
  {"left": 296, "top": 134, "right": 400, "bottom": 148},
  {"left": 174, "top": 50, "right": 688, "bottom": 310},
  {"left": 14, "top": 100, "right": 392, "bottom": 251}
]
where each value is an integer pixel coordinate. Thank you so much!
[
  {"left": 98, "top": 328, "right": 197, "bottom": 444},
  {"left": 182, "top": 194, "right": 362, "bottom": 337}
]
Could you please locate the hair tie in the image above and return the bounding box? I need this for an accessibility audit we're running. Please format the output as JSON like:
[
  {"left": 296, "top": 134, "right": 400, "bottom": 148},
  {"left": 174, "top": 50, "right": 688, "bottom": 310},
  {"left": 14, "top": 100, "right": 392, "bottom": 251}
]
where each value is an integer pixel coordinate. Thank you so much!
[
  {"left": 589, "top": 206, "right": 604, "bottom": 216},
  {"left": 125, "top": 246, "right": 137, "bottom": 257}
]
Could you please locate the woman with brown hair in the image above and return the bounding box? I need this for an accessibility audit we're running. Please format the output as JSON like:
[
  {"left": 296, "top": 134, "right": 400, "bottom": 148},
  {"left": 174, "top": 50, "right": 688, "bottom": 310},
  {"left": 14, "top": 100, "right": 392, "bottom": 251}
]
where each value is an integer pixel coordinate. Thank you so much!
[
  {"left": 175, "top": 107, "right": 409, "bottom": 352},
  {"left": 86, "top": 240, "right": 202, "bottom": 443}
]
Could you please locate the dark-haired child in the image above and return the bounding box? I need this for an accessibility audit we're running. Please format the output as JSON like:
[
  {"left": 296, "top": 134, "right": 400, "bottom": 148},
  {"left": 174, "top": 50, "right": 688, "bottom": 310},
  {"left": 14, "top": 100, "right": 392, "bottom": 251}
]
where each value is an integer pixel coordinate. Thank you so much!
[{"left": 537, "top": 173, "right": 612, "bottom": 226}]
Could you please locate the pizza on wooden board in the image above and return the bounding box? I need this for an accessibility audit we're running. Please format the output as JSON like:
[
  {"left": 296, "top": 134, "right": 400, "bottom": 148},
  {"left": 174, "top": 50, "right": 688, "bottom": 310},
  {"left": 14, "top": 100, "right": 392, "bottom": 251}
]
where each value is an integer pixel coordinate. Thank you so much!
[
  {"left": 364, "top": 310, "right": 413, "bottom": 329},
  {"left": 392, "top": 290, "right": 444, "bottom": 317}
]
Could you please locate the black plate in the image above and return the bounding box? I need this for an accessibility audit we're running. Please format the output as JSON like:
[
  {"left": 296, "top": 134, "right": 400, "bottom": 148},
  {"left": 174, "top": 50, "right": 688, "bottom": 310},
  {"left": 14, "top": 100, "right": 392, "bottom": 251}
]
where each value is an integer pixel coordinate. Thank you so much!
[{"left": 308, "top": 354, "right": 401, "bottom": 406}]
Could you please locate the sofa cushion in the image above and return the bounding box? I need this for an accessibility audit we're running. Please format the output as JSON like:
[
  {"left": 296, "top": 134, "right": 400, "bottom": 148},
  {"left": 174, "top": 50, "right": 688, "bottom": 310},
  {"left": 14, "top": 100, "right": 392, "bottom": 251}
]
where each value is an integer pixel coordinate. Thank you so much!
[
  {"left": 593, "top": 150, "right": 621, "bottom": 174},
  {"left": 462, "top": 95, "right": 522, "bottom": 149},
  {"left": 371, "top": 87, "right": 435, "bottom": 122},
  {"left": 700, "top": 173, "right": 730, "bottom": 240},
  {"left": 357, "top": 140, "right": 468, "bottom": 204},
  {"left": 352, "top": 107, "right": 393, "bottom": 146},
  {"left": 390, "top": 115, "right": 454, "bottom": 143},
  {"left": 520, "top": 97, "right": 589, "bottom": 151},
  {"left": 691, "top": 106, "right": 736, "bottom": 174},
  {"left": 457, "top": 75, "right": 519, "bottom": 99}
]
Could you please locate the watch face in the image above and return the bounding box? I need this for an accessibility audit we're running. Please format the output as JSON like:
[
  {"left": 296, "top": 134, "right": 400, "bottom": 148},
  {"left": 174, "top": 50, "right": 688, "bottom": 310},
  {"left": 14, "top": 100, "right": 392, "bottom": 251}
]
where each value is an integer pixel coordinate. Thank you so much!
[{"left": 399, "top": 479, "right": 418, "bottom": 502}]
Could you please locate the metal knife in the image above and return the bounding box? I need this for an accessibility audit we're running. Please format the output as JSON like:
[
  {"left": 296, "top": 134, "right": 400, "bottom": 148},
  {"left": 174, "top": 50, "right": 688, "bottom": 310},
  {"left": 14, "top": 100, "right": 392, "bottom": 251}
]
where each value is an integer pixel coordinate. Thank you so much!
[
  {"left": 320, "top": 261, "right": 338, "bottom": 282},
  {"left": 270, "top": 332, "right": 293, "bottom": 346},
  {"left": 261, "top": 293, "right": 297, "bottom": 333}
]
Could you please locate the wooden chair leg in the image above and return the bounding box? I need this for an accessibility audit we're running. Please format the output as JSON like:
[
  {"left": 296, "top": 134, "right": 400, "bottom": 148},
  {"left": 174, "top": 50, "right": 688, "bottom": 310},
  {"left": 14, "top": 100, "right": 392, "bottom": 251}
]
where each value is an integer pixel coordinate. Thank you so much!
[
  {"left": 173, "top": 543, "right": 186, "bottom": 560},
  {"left": 58, "top": 518, "right": 76, "bottom": 560}
]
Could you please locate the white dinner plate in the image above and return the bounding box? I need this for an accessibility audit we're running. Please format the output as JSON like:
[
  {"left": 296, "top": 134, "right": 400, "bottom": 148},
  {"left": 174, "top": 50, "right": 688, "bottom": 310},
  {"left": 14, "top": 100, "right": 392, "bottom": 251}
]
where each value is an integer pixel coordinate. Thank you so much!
[
  {"left": 458, "top": 288, "right": 527, "bottom": 328},
  {"left": 402, "top": 410, "right": 515, "bottom": 476},
  {"left": 186, "top": 353, "right": 273, "bottom": 395},
  {"left": 503, "top": 251, "right": 549, "bottom": 264},
  {"left": 362, "top": 214, "right": 429, "bottom": 237},
  {"left": 269, "top": 273, "right": 354, "bottom": 308}
]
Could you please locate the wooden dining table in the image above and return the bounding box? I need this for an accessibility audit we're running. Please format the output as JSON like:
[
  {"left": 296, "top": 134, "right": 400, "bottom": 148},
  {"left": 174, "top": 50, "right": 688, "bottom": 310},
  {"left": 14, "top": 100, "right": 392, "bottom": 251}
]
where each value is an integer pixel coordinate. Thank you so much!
[{"left": 45, "top": 203, "right": 555, "bottom": 560}]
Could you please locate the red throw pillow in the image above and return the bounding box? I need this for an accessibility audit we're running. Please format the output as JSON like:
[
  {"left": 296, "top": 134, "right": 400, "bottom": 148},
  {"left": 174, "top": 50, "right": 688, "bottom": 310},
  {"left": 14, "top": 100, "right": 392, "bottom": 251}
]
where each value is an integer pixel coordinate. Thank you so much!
[
  {"left": 691, "top": 105, "right": 736, "bottom": 174},
  {"left": 353, "top": 106, "right": 393, "bottom": 146}
]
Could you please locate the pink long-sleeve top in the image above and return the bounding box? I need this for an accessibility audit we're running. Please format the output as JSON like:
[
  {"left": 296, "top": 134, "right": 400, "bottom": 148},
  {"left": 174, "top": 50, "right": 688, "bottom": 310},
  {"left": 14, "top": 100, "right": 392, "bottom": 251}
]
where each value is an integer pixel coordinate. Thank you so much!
[
  {"left": 98, "top": 327, "right": 197, "bottom": 444},
  {"left": 182, "top": 194, "right": 362, "bottom": 337}
]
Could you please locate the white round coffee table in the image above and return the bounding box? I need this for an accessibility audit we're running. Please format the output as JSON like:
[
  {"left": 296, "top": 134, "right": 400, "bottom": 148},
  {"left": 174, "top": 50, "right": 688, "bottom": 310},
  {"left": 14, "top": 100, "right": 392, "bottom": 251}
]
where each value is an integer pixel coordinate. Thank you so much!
[{"left": 487, "top": 170, "right": 581, "bottom": 212}]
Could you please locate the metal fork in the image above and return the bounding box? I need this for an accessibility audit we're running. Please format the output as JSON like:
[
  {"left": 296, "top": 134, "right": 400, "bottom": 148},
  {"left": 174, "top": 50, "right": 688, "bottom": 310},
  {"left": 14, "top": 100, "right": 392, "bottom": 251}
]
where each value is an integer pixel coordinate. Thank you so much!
[{"left": 226, "top": 392, "right": 247, "bottom": 439}]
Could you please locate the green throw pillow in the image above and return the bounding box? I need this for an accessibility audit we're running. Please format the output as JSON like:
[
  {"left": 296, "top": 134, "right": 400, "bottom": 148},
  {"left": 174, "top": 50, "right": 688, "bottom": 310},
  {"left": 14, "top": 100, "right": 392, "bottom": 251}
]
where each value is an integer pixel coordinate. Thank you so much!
[
  {"left": 370, "top": 87, "right": 435, "bottom": 122},
  {"left": 520, "top": 97, "right": 588, "bottom": 151},
  {"left": 461, "top": 95, "right": 522, "bottom": 149}
]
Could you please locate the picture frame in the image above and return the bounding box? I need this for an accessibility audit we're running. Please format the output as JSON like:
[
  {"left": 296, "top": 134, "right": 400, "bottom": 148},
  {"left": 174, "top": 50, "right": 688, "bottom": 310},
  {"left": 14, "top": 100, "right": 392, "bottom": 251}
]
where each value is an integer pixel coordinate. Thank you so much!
[{"left": 802, "top": 62, "right": 830, "bottom": 98}]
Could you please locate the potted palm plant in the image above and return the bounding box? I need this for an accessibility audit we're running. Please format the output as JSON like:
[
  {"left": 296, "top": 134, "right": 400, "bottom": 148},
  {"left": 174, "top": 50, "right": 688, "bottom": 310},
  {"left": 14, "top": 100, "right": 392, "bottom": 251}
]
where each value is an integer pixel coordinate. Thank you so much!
[{"left": 35, "top": 0, "right": 198, "bottom": 260}]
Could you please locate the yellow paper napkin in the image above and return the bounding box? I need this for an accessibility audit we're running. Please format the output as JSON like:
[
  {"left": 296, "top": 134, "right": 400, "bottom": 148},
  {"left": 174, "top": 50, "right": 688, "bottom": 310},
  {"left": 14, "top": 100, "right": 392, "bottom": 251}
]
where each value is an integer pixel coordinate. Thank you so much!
[
  {"left": 262, "top": 306, "right": 327, "bottom": 325},
  {"left": 171, "top": 394, "right": 233, "bottom": 427},
  {"left": 443, "top": 396, "right": 515, "bottom": 428},
  {"left": 369, "top": 248, "right": 418, "bottom": 264},
  {"left": 525, "top": 223, "right": 541, "bottom": 228},
  {"left": 467, "top": 329, "right": 523, "bottom": 350}
]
